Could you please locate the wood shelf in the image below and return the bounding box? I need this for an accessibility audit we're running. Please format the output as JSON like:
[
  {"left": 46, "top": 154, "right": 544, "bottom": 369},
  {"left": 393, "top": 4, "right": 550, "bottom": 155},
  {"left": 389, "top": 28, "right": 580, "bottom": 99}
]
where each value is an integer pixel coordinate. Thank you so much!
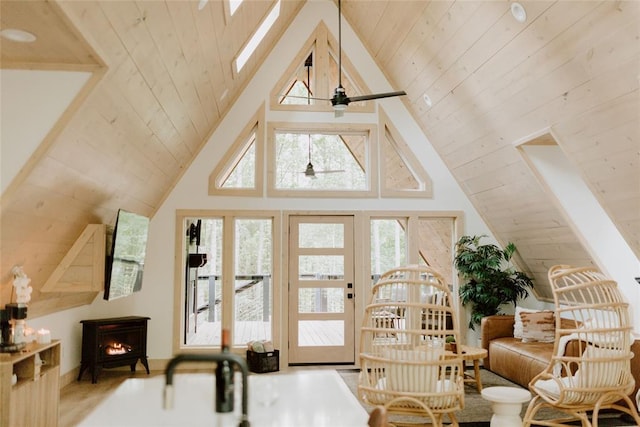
[{"left": 0, "top": 340, "right": 61, "bottom": 427}]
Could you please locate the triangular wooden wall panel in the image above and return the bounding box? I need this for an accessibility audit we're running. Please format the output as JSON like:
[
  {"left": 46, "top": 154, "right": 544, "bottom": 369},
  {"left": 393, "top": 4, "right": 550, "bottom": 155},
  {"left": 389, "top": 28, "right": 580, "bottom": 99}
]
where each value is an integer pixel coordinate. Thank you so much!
[{"left": 41, "top": 224, "right": 106, "bottom": 293}]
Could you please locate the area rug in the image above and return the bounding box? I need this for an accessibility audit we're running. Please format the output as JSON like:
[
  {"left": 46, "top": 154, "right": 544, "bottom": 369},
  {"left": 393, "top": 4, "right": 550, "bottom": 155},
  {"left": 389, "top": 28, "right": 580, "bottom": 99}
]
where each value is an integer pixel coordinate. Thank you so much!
[{"left": 337, "top": 368, "right": 637, "bottom": 426}]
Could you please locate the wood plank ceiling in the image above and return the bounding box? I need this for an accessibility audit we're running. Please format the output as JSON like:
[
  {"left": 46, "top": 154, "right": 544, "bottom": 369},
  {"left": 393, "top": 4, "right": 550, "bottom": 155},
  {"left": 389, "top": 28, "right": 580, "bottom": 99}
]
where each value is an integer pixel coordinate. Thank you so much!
[
  {"left": 0, "top": 0, "right": 305, "bottom": 315},
  {"left": 1, "top": 0, "right": 638, "bottom": 315},
  {"left": 343, "top": 0, "right": 639, "bottom": 300}
]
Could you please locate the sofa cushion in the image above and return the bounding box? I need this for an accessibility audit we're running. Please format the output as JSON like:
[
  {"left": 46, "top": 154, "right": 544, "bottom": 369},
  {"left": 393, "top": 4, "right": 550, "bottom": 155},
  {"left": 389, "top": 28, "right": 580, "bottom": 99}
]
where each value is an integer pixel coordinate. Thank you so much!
[{"left": 489, "top": 337, "right": 554, "bottom": 388}]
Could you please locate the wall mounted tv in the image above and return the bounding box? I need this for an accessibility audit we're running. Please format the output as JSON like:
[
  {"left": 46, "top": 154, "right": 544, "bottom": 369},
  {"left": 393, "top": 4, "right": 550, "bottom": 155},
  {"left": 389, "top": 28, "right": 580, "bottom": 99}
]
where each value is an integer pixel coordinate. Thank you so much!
[{"left": 104, "top": 209, "right": 150, "bottom": 301}]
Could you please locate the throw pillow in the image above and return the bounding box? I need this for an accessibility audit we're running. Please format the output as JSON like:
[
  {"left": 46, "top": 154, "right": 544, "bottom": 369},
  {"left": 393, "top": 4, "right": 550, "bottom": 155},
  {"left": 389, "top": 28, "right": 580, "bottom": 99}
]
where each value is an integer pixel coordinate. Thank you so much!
[
  {"left": 520, "top": 310, "right": 555, "bottom": 343},
  {"left": 382, "top": 347, "right": 443, "bottom": 393},
  {"left": 577, "top": 345, "right": 626, "bottom": 388},
  {"left": 514, "top": 306, "right": 540, "bottom": 339}
]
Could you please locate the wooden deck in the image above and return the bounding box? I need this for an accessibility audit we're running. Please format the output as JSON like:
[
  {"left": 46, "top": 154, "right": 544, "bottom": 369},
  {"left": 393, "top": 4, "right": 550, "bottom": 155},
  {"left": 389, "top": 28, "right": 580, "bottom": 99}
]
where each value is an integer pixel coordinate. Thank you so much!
[
  {"left": 187, "top": 320, "right": 270, "bottom": 346},
  {"left": 187, "top": 320, "right": 344, "bottom": 347}
]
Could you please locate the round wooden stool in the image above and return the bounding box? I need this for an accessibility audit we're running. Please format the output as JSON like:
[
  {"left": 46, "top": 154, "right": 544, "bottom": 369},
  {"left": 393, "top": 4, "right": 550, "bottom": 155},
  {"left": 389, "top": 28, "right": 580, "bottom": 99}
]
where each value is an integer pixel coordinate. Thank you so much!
[{"left": 481, "top": 386, "right": 531, "bottom": 427}]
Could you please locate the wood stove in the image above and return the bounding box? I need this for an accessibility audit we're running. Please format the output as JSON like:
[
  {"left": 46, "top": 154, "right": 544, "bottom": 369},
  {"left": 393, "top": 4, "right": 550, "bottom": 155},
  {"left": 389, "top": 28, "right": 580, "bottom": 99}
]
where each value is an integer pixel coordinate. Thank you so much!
[{"left": 78, "top": 316, "right": 150, "bottom": 383}]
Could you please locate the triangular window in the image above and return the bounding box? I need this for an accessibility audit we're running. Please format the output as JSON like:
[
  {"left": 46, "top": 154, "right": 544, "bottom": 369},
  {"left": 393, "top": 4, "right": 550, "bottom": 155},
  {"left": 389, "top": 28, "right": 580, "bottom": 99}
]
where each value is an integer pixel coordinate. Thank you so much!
[
  {"left": 379, "top": 108, "right": 432, "bottom": 198},
  {"left": 279, "top": 52, "right": 315, "bottom": 105},
  {"left": 209, "top": 106, "right": 264, "bottom": 196},
  {"left": 222, "top": 135, "right": 256, "bottom": 189},
  {"left": 270, "top": 22, "right": 373, "bottom": 114}
]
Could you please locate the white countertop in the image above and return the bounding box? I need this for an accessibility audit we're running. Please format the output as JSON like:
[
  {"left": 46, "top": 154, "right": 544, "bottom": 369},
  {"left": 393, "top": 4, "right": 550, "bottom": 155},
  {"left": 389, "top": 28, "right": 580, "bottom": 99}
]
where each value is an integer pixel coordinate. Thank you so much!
[{"left": 78, "top": 370, "right": 368, "bottom": 427}]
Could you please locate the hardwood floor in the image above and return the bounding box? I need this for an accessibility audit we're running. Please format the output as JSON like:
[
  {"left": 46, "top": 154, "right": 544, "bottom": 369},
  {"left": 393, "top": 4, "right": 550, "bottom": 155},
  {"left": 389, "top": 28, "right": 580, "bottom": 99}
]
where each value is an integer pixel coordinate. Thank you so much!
[
  {"left": 187, "top": 320, "right": 342, "bottom": 346},
  {"left": 59, "top": 370, "right": 164, "bottom": 427}
]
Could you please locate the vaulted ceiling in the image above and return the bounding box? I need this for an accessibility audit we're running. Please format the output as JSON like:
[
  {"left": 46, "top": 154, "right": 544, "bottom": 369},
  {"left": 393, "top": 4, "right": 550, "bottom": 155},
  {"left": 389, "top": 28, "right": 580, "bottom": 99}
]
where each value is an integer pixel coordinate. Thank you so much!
[{"left": 1, "top": 0, "right": 638, "bottom": 317}]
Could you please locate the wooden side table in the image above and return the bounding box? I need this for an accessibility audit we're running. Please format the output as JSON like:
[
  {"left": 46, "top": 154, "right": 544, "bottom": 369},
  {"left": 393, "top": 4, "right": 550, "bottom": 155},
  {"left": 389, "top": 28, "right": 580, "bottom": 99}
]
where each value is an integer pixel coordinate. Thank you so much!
[{"left": 446, "top": 344, "right": 488, "bottom": 392}]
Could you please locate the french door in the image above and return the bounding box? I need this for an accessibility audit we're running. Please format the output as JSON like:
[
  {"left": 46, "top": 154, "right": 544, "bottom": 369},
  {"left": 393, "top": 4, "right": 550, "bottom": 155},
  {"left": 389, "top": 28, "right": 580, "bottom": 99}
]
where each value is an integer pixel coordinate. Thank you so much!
[{"left": 288, "top": 215, "right": 355, "bottom": 364}]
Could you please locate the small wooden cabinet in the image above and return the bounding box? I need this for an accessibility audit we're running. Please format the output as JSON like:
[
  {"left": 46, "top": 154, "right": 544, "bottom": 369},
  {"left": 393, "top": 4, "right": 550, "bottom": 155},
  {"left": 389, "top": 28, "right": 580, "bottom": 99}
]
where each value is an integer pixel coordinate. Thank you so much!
[{"left": 0, "top": 340, "right": 61, "bottom": 427}]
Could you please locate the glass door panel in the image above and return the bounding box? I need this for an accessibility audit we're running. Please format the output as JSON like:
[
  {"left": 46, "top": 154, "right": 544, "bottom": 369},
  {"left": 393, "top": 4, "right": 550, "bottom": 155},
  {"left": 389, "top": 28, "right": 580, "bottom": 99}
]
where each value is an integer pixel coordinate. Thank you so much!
[
  {"left": 298, "top": 223, "right": 345, "bottom": 248},
  {"left": 298, "top": 256, "right": 344, "bottom": 279},
  {"left": 233, "top": 218, "right": 273, "bottom": 346},
  {"left": 298, "top": 288, "right": 345, "bottom": 313},
  {"left": 298, "top": 320, "right": 345, "bottom": 346},
  {"left": 370, "top": 218, "right": 407, "bottom": 285}
]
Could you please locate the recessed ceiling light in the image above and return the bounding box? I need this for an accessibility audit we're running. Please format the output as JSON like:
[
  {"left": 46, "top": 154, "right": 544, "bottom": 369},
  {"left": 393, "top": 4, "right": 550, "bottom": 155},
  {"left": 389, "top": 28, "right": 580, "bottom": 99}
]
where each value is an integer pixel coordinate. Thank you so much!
[
  {"left": 0, "top": 28, "right": 37, "bottom": 43},
  {"left": 511, "top": 2, "right": 527, "bottom": 23},
  {"left": 423, "top": 93, "right": 432, "bottom": 108}
]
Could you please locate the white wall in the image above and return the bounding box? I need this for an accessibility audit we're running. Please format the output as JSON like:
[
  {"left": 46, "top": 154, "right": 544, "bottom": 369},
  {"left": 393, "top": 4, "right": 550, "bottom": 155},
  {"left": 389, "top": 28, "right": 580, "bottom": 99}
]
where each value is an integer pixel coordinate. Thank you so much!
[
  {"left": 0, "top": 69, "right": 91, "bottom": 194},
  {"left": 522, "top": 145, "right": 640, "bottom": 334},
  {"left": 140, "top": 0, "right": 492, "bottom": 361}
]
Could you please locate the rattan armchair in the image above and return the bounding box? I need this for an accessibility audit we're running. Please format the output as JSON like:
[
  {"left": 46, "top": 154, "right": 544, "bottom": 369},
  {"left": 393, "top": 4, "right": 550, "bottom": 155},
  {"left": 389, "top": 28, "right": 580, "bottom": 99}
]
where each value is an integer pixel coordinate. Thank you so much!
[
  {"left": 358, "top": 265, "right": 464, "bottom": 427},
  {"left": 523, "top": 265, "right": 640, "bottom": 427}
]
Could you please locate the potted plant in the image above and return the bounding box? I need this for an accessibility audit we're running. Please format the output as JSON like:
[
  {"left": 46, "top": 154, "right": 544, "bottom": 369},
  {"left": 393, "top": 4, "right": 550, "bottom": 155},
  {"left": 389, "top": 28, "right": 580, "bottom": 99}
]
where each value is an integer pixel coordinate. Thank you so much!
[
  {"left": 454, "top": 235, "right": 534, "bottom": 329},
  {"left": 445, "top": 335, "right": 457, "bottom": 353}
]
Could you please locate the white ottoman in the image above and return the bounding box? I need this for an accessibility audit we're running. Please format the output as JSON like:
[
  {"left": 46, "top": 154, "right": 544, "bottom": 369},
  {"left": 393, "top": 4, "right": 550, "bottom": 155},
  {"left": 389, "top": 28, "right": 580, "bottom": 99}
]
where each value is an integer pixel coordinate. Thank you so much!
[{"left": 481, "top": 386, "right": 532, "bottom": 427}]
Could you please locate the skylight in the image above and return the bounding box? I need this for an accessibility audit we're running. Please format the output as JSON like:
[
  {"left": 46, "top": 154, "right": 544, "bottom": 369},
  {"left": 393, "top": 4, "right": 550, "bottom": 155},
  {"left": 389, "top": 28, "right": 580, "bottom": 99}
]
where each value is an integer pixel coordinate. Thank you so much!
[
  {"left": 235, "top": 0, "right": 280, "bottom": 73},
  {"left": 229, "top": 0, "right": 243, "bottom": 16}
]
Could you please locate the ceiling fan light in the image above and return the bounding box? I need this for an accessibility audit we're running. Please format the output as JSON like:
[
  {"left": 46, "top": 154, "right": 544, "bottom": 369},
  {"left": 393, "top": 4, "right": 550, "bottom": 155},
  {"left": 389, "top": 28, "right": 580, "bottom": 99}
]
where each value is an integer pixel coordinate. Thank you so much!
[
  {"left": 423, "top": 93, "right": 432, "bottom": 108},
  {"left": 511, "top": 2, "right": 527, "bottom": 23}
]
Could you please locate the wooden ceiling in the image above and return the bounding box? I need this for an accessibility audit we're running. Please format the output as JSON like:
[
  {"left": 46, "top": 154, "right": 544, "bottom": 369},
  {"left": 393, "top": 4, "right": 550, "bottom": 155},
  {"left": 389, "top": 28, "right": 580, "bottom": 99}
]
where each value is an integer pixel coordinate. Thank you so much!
[
  {"left": 345, "top": 0, "right": 639, "bottom": 300},
  {"left": 1, "top": 0, "right": 638, "bottom": 316}
]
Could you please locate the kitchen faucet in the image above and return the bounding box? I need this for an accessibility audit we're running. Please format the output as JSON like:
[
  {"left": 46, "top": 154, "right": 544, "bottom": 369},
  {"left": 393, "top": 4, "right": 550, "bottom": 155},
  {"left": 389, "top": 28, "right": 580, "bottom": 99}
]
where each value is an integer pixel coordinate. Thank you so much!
[{"left": 163, "top": 353, "right": 250, "bottom": 427}]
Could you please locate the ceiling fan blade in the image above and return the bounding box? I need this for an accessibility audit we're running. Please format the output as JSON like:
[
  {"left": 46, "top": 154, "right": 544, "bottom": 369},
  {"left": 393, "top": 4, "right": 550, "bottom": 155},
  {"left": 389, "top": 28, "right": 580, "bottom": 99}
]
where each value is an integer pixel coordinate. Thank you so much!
[
  {"left": 347, "top": 91, "right": 407, "bottom": 103},
  {"left": 279, "top": 94, "right": 333, "bottom": 102},
  {"left": 314, "top": 169, "right": 345, "bottom": 174}
]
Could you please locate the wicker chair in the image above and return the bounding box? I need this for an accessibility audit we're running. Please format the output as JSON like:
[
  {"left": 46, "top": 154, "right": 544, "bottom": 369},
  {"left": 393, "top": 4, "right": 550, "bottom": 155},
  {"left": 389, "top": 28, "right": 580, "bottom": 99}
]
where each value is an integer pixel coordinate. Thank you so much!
[
  {"left": 358, "top": 265, "right": 464, "bottom": 427},
  {"left": 523, "top": 265, "right": 640, "bottom": 427}
]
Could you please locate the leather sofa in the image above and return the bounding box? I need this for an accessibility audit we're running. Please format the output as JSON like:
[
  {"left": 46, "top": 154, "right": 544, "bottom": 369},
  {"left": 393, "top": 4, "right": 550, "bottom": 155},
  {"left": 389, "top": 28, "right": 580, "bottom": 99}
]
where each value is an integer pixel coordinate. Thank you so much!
[{"left": 480, "top": 314, "right": 640, "bottom": 400}]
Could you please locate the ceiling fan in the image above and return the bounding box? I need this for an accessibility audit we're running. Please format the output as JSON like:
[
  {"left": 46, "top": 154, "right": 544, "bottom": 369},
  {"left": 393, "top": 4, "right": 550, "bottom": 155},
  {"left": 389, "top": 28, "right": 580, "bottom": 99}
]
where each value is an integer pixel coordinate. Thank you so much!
[
  {"left": 302, "top": 134, "right": 345, "bottom": 178},
  {"left": 283, "top": 0, "right": 407, "bottom": 117},
  {"left": 328, "top": 0, "right": 406, "bottom": 116}
]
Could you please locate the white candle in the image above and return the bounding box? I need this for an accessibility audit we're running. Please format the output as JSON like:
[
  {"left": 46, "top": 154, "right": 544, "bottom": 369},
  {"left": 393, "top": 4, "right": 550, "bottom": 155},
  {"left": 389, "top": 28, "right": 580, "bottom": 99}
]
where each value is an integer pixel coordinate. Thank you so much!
[
  {"left": 37, "top": 329, "right": 51, "bottom": 344},
  {"left": 24, "top": 327, "right": 36, "bottom": 343}
]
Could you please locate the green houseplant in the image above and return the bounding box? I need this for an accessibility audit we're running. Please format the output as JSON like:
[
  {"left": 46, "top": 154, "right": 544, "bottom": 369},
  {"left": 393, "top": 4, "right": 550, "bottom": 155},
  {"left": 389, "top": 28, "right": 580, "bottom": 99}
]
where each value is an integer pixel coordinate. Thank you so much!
[{"left": 454, "top": 235, "right": 534, "bottom": 329}]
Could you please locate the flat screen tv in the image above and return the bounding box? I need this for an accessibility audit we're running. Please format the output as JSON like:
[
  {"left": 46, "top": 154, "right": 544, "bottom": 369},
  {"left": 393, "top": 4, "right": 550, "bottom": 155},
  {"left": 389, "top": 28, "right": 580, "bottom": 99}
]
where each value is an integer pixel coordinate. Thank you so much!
[{"left": 104, "top": 209, "right": 150, "bottom": 301}]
